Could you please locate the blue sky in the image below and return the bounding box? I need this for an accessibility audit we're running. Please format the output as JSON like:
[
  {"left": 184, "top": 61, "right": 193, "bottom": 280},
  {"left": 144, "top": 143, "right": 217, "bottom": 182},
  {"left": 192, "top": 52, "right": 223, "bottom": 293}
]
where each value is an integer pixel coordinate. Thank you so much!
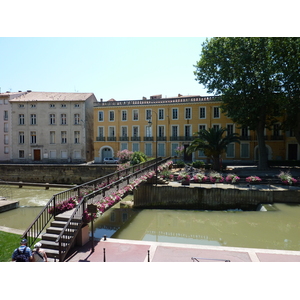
[{"left": 0, "top": 37, "right": 210, "bottom": 101}]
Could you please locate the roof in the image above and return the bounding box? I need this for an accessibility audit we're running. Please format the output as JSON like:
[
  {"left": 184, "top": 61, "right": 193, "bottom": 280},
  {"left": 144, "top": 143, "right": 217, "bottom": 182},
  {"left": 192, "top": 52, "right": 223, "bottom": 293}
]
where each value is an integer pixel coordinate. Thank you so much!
[{"left": 9, "top": 91, "right": 95, "bottom": 102}]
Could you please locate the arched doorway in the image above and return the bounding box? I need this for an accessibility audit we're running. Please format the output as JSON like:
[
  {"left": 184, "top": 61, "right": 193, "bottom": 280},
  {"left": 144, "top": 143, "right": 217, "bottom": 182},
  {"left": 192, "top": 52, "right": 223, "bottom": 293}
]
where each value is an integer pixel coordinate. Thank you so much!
[
  {"left": 99, "top": 146, "right": 114, "bottom": 163},
  {"left": 254, "top": 145, "right": 272, "bottom": 161}
]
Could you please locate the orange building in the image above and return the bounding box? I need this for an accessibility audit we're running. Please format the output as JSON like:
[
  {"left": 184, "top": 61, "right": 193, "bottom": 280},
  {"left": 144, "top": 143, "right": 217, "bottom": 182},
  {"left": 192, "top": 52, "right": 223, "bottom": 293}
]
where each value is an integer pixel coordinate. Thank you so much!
[{"left": 93, "top": 94, "right": 299, "bottom": 163}]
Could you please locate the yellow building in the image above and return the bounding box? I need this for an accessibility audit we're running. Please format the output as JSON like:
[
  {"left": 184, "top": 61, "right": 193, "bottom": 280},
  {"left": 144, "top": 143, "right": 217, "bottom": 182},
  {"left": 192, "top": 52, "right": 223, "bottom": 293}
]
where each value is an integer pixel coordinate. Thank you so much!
[{"left": 93, "top": 94, "right": 299, "bottom": 163}]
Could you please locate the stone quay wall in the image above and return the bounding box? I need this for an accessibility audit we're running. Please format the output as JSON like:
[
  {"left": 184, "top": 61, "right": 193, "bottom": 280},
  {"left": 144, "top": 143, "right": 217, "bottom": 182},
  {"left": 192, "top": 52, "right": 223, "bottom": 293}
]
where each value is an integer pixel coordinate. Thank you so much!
[
  {"left": 134, "top": 184, "right": 300, "bottom": 210},
  {"left": 0, "top": 164, "right": 118, "bottom": 184}
]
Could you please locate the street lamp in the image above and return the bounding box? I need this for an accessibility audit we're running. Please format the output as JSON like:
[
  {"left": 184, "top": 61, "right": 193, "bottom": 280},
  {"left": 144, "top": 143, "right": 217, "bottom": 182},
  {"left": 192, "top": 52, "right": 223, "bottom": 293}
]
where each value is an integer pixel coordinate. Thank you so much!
[{"left": 147, "top": 111, "right": 158, "bottom": 186}]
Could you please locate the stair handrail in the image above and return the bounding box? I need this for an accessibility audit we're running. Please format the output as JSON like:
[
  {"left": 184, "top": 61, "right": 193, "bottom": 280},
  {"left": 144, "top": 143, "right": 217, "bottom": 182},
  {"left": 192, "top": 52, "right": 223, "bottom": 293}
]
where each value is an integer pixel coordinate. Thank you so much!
[
  {"left": 55, "top": 157, "right": 171, "bottom": 261},
  {"left": 22, "top": 157, "right": 165, "bottom": 248}
]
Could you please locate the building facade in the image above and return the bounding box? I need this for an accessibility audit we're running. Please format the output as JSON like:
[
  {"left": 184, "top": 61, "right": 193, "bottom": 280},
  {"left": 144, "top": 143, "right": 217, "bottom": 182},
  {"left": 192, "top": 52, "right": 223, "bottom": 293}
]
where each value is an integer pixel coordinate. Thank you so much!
[
  {"left": 0, "top": 91, "right": 27, "bottom": 161},
  {"left": 93, "top": 94, "right": 299, "bottom": 163},
  {"left": 9, "top": 91, "right": 96, "bottom": 163}
]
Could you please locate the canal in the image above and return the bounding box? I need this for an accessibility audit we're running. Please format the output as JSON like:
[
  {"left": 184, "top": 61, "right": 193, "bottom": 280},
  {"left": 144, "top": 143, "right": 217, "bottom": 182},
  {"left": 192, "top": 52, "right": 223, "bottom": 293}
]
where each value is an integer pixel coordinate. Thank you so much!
[{"left": 1, "top": 186, "right": 300, "bottom": 251}]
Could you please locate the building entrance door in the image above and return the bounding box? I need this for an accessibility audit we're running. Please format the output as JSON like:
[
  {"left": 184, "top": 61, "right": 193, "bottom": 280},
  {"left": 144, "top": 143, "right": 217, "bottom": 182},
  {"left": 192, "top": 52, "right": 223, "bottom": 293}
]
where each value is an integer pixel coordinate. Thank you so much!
[
  {"left": 33, "top": 149, "right": 41, "bottom": 161},
  {"left": 288, "top": 144, "right": 298, "bottom": 160}
]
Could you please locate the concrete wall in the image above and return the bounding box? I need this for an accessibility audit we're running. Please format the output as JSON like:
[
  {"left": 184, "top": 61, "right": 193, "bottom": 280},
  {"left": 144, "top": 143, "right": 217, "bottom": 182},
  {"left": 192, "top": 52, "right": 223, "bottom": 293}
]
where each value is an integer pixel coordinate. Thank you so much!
[
  {"left": 134, "top": 184, "right": 300, "bottom": 210},
  {"left": 0, "top": 164, "right": 118, "bottom": 184}
]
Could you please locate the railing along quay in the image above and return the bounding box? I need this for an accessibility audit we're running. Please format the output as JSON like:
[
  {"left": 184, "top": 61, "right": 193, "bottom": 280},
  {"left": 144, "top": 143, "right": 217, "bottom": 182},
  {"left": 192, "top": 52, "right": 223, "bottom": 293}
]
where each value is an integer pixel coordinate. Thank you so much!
[{"left": 22, "top": 157, "right": 170, "bottom": 259}]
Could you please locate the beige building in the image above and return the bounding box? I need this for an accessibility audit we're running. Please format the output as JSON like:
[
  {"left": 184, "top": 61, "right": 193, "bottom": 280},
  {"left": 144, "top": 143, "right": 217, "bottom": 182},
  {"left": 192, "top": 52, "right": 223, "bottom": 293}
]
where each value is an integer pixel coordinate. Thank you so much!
[
  {"left": 0, "top": 91, "right": 27, "bottom": 161},
  {"left": 9, "top": 91, "right": 96, "bottom": 163}
]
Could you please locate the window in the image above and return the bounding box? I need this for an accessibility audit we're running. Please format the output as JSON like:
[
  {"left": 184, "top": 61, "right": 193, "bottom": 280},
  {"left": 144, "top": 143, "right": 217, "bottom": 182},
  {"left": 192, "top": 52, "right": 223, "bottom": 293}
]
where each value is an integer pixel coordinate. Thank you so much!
[
  {"left": 241, "top": 144, "right": 249, "bottom": 158},
  {"left": 213, "top": 124, "right": 220, "bottom": 130},
  {"left": 19, "top": 132, "right": 25, "bottom": 144},
  {"left": 30, "top": 114, "right": 37, "bottom": 125},
  {"left": 50, "top": 131, "right": 55, "bottom": 144},
  {"left": 4, "top": 146, "right": 9, "bottom": 154},
  {"left": 73, "top": 150, "right": 81, "bottom": 159},
  {"left": 109, "top": 111, "right": 115, "bottom": 121},
  {"left": 61, "top": 104, "right": 67, "bottom": 108},
  {"left": 19, "top": 114, "right": 25, "bottom": 125},
  {"left": 121, "top": 126, "right": 127, "bottom": 137},
  {"left": 241, "top": 127, "right": 248, "bottom": 137},
  {"left": 122, "top": 110, "right": 127, "bottom": 121},
  {"left": 226, "top": 143, "right": 234, "bottom": 158},
  {"left": 61, "top": 114, "right": 67, "bottom": 125},
  {"left": 98, "top": 127, "right": 104, "bottom": 137},
  {"left": 4, "top": 110, "right": 8, "bottom": 120},
  {"left": 19, "top": 104, "right": 25, "bottom": 108},
  {"left": 74, "top": 114, "right": 80, "bottom": 125},
  {"left": 132, "top": 143, "right": 139, "bottom": 152},
  {"left": 185, "top": 108, "right": 191, "bottom": 119},
  {"left": 172, "top": 108, "right": 178, "bottom": 120},
  {"left": 273, "top": 123, "right": 280, "bottom": 136},
  {"left": 158, "top": 126, "right": 164, "bottom": 137},
  {"left": 31, "top": 104, "right": 36, "bottom": 108},
  {"left": 30, "top": 131, "right": 36, "bottom": 144},
  {"left": 19, "top": 150, "right": 25, "bottom": 158},
  {"left": 171, "top": 143, "right": 179, "bottom": 156},
  {"left": 4, "top": 135, "right": 8, "bottom": 145},
  {"left": 146, "top": 109, "right": 152, "bottom": 120},
  {"left": 50, "top": 114, "right": 56, "bottom": 125},
  {"left": 199, "top": 124, "right": 206, "bottom": 131},
  {"left": 200, "top": 107, "right": 206, "bottom": 119},
  {"left": 158, "top": 109, "right": 164, "bottom": 120},
  {"left": 108, "top": 127, "right": 115, "bottom": 137},
  {"left": 145, "top": 143, "right": 152, "bottom": 156},
  {"left": 50, "top": 104, "right": 55, "bottom": 108},
  {"left": 227, "top": 124, "right": 234, "bottom": 135},
  {"left": 158, "top": 143, "right": 165, "bottom": 156},
  {"left": 213, "top": 107, "right": 220, "bottom": 118},
  {"left": 98, "top": 111, "right": 104, "bottom": 122},
  {"left": 121, "top": 143, "right": 128, "bottom": 150},
  {"left": 61, "top": 131, "right": 67, "bottom": 144},
  {"left": 4, "top": 123, "right": 8, "bottom": 132},
  {"left": 145, "top": 125, "right": 152, "bottom": 137},
  {"left": 172, "top": 125, "right": 178, "bottom": 137},
  {"left": 133, "top": 109, "right": 139, "bottom": 121},
  {"left": 49, "top": 150, "right": 56, "bottom": 159},
  {"left": 61, "top": 150, "right": 68, "bottom": 159},
  {"left": 185, "top": 125, "right": 191, "bottom": 137},
  {"left": 74, "top": 103, "right": 80, "bottom": 108},
  {"left": 74, "top": 131, "right": 80, "bottom": 144},
  {"left": 133, "top": 126, "right": 139, "bottom": 137}
]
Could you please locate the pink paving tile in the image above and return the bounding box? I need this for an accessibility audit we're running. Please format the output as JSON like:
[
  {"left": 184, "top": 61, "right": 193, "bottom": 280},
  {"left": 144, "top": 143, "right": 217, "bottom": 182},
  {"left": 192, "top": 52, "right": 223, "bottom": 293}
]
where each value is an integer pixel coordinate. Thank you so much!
[
  {"left": 256, "top": 253, "right": 300, "bottom": 262},
  {"left": 69, "top": 241, "right": 151, "bottom": 262},
  {"left": 151, "top": 246, "right": 252, "bottom": 262}
]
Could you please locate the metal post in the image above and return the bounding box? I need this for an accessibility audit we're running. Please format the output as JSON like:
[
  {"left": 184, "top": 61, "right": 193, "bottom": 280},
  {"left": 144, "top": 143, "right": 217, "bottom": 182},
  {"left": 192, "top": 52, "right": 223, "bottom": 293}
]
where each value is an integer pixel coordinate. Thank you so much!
[
  {"left": 148, "top": 250, "right": 150, "bottom": 262},
  {"left": 103, "top": 248, "right": 106, "bottom": 262}
]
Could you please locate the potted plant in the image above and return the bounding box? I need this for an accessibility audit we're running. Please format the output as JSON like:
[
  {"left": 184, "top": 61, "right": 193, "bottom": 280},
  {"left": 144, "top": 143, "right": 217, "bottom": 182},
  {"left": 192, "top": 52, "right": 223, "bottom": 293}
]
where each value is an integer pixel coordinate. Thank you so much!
[
  {"left": 209, "top": 171, "right": 224, "bottom": 183},
  {"left": 225, "top": 174, "right": 240, "bottom": 184},
  {"left": 278, "top": 171, "right": 297, "bottom": 186},
  {"left": 193, "top": 173, "right": 208, "bottom": 183},
  {"left": 177, "top": 172, "right": 191, "bottom": 185}
]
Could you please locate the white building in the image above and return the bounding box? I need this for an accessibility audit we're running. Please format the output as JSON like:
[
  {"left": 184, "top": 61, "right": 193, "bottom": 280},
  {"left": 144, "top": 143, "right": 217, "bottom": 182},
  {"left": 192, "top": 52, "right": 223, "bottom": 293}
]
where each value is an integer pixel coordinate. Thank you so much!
[
  {"left": 0, "top": 91, "right": 27, "bottom": 161},
  {"left": 9, "top": 91, "right": 96, "bottom": 163}
]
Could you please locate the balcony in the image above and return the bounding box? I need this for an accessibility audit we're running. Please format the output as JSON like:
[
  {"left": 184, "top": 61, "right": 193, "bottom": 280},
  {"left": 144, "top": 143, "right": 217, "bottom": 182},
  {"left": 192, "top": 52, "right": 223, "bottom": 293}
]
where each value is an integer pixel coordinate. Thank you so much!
[
  {"left": 144, "top": 136, "right": 154, "bottom": 141},
  {"left": 271, "top": 135, "right": 284, "bottom": 140},
  {"left": 96, "top": 136, "right": 105, "bottom": 141},
  {"left": 119, "top": 136, "right": 129, "bottom": 141},
  {"left": 157, "top": 136, "right": 167, "bottom": 141},
  {"left": 131, "top": 136, "right": 141, "bottom": 141},
  {"left": 107, "top": 136, "right": 116, "bottom": 141},
  {"left": 240, "top": 136, "right": 251, "bottom": 141}
]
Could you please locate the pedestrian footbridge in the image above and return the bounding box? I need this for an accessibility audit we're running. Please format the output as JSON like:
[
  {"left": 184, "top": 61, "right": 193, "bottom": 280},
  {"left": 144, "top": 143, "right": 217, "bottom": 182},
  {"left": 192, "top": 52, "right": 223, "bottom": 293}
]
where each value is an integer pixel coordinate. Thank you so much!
[{"left": 22, "top": 157, "right": 171, "bottom": 261}]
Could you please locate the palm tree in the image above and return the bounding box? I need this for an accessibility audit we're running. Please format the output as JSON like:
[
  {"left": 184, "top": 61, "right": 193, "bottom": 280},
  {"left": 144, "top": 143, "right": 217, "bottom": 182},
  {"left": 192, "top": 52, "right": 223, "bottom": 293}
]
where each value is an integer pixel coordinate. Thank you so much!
[{"left": 187, "top": 127, "right": 240, "bottom": 171}]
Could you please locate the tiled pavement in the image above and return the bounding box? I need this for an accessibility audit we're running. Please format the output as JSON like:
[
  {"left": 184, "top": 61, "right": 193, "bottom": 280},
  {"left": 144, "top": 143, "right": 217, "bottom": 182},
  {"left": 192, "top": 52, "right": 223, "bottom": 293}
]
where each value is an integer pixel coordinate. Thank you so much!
[{"left": 65, "top": 238, "right": 300, "bottom": 262}]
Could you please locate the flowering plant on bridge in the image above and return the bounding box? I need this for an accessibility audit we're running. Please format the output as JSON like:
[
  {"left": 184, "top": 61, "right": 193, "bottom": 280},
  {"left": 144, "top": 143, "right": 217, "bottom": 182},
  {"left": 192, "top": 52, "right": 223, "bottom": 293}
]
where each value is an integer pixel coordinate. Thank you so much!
[
  {"left": 48, "top": 196, "right": 78, "bottom": 215},
  {"left": 193, "top": 173, "right": 207, "bottom": 183},
  {"left": 278, "top": 171, "right": 297, "bottom": 185},
  {"left": 177, "top": 172, "right": 191, "bottom": 182},
  {"left": 225, "top": 174, "right": 240, "bottom": 183},
  {"left": 246, "top": 176, "right": 261, "bottom": 183},
  {"left": 209, "top": 171, "right": 224, "bottom": 183}
]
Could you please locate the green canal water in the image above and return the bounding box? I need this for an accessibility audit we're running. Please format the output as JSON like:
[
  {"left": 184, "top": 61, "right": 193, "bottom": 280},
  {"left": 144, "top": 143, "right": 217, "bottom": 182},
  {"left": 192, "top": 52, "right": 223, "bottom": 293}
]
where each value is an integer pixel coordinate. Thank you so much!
[{"left": 1, "top": 186, "right": 300, "bottom": 251}]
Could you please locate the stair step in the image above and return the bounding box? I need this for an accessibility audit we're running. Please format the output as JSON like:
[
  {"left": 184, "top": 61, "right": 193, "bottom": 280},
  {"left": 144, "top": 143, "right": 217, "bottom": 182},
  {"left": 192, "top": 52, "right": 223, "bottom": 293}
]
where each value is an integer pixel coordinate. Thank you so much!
[
  {"left": 43, "top": 248, "right": 60, "bottom": 260},
  {"left": 46, "top": 226, "right": 77, "bottom": 235},
  {"left": 42, "top": 233, "right": 73, "bottom": 243},
  {"left": 51, "top": 220, "right": 68, "bottom": 228}
]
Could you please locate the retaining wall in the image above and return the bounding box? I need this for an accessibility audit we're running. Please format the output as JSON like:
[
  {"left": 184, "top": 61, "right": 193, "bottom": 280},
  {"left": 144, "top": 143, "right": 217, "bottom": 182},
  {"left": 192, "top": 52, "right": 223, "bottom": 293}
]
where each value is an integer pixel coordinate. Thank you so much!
[
  {"left": 134, "top": 184, "right": 300, "bottom": 210},
  {"left": 0, "top": 164, "right": 117, "bottom": 184}
]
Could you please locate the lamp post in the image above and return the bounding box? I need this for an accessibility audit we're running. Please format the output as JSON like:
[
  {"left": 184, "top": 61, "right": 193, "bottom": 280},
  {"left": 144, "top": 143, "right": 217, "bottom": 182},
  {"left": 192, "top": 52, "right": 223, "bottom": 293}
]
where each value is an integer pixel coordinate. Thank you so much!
[{"left": 147, "top": 111, "right": 158, "bottom": 186}]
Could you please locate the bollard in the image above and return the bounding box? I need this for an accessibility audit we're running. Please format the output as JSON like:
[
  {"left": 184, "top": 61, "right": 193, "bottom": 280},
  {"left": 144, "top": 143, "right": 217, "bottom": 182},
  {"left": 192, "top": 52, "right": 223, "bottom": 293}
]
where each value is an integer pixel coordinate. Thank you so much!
[
  {"left": 148, "top": 250, "right": 150, "bottom": 262},
  {"left": 103, "top": 234, "right": 107, "bottom": 241},
  {"left": 103, "top": 248, "right": 106, "bottom": 262}
]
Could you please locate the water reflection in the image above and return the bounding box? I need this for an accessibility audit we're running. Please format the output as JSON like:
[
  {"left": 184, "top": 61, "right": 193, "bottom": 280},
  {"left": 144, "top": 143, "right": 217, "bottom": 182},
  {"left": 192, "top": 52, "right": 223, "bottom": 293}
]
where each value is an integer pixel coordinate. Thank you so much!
[{"left": 91, "top": 203, "right": 300, "bottom": 251}]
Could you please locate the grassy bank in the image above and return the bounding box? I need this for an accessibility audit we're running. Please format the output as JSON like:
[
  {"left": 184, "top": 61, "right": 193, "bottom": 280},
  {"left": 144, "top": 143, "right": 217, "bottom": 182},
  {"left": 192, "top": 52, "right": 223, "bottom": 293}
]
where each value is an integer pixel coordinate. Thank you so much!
[{"left": 0, "top": 231, "right": 23, "bottom": 262}]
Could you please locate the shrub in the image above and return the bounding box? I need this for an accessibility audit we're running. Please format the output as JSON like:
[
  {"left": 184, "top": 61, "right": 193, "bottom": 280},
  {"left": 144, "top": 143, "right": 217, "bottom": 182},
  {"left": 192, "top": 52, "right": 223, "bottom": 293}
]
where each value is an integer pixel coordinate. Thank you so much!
[
  {"left": 131, "top": 151, "right": 147, "bottom": 165},
  {"left": 117, "top": 149, "right": 133, "bottom": 163},
  {"left": 176, "top": 160, "right": 185, "bottom": 168},
  {"left": 192, "top": 160, "right": 205, "bottom": 168}
]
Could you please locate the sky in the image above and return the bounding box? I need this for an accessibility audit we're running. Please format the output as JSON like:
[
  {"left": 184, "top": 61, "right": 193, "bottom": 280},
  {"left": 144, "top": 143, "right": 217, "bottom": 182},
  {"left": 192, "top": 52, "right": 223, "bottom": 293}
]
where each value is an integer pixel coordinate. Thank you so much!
[{"left": 0, "top": 37, "right": 210, "bottom": 101}]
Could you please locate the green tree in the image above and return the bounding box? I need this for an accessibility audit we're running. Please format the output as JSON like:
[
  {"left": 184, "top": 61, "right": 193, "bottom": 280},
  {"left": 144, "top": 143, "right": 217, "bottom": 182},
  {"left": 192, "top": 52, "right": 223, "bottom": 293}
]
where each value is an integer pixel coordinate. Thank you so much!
[
  {"left": 194, "top": 37, "right": 285, "bottom": 170},
  {"left": 131, "top": 151, "right": 147, "bottom": 165},
  {"left": 187, "top": 127, "right": 240, "bottom": 171},
  {"left": 271, "top": 37, "right": 300, "bottom": 145}
]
